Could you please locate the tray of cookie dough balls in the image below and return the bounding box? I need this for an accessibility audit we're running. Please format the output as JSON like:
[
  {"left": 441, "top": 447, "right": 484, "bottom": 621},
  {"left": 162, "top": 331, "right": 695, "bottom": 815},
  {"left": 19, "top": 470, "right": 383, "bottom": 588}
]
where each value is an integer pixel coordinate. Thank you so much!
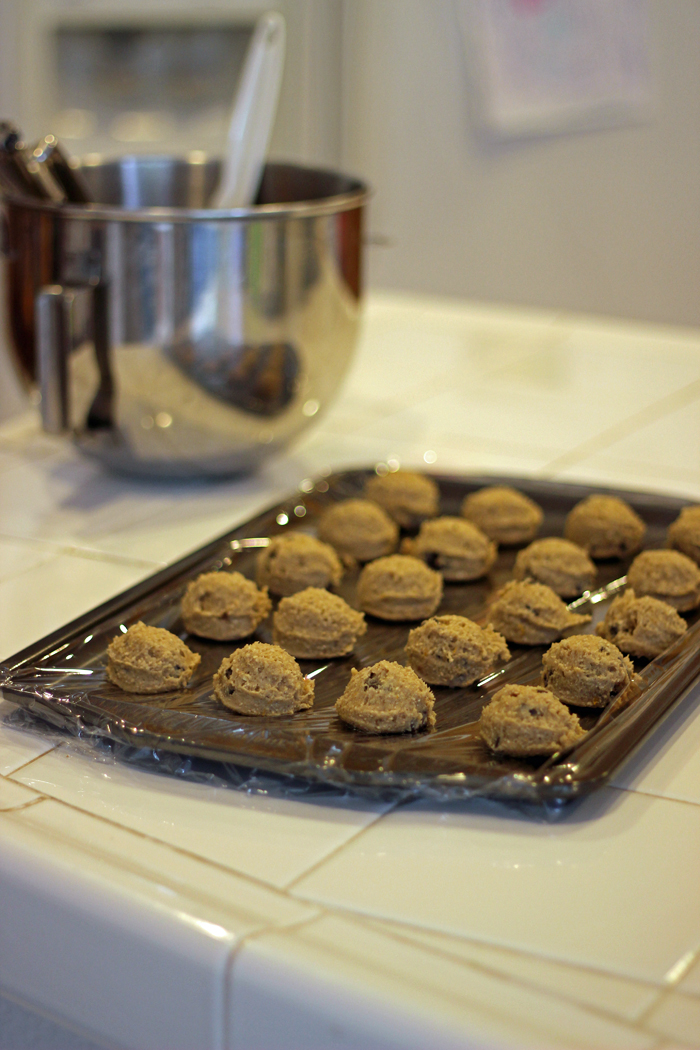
[{"left": 3, "top": 467, "right": 700, "bottom": 803}]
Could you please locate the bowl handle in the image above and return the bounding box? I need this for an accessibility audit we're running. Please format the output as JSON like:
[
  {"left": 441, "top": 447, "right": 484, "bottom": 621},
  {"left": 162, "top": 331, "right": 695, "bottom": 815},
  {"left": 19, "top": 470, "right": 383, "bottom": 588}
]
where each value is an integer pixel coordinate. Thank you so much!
[{"left": 35, "top": 284, "right": 74, "bottom": 434}]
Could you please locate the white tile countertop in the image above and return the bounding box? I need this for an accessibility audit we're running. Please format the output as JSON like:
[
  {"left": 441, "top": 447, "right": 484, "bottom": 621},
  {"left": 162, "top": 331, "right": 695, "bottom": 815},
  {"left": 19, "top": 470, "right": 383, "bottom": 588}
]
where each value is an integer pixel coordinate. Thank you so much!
[{"left": 1, "top": 290, "right": 700, "bottom": 1050}]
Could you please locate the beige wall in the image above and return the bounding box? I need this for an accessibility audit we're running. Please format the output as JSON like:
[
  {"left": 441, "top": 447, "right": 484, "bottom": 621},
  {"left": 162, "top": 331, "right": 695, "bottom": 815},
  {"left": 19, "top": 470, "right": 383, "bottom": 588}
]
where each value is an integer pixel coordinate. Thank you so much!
[{"left": 341, "top": 0, "right": 700, "bottom": 326}]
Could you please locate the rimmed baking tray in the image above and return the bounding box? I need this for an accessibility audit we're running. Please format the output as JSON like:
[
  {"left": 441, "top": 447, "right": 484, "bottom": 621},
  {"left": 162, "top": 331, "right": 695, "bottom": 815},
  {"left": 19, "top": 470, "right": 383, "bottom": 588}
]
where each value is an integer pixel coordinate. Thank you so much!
[{"left": 2, "top": 469, "right": 699, "bottom": 804}]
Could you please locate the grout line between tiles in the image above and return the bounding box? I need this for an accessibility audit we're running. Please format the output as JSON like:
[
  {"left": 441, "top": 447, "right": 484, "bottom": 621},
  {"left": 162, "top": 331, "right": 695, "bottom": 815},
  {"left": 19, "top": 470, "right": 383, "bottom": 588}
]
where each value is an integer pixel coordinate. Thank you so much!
[
  {"left": 228, "top": 910, "right": 513, "bottom": 1036},
  {"left": 672, "top": 985, "right": 700, "bottom": 1002},
  {"left": 5, "top": 741, "right": 402, "bottom": 901},
  {"left": 0, "top": 798, "right": 301, "bottom": 923},
  {"left": 0, "top": 534, "right": 59, "bottom": 555},
  {"left": 637, "top": 988, "right": 674, "bottom": 1030},
  {"left": 6, "top": 753, "right": 684, "bottom": 1028},
  {"left": 221, "top": 938, "right": 234, "bottom": 1050},
  {"left": 220, "top": 902, "right": 671, "bottom": 1047},
  {"left": 0, "top": 531, "right": 162, "bottom": 572},
  {"left": 0, "top": 786, "right": 49, "bottom": 814},
  {"left": 0, "top": 799, "right": 669, "bottom": 1050},
  {"left": 607, "top": 783, "right": 700, "bottom": 812},
  {"left": 5, "top": 763, "right": 700, "bottom": 1017},
  {"left": 8, "top": 795, "right": 48, "bottom": 812},
  {"left": 229, "top": 902, "right": 654, "bottom": 1046},
  {"left": 3, "top": 743, "right": 66, "bottom": 778},
  {"left": 332, "top": 908, "right": 665, "bottom": 1033},
  {"left": 300, "top": 897, "right": 670, "bottom": 999},
  {"left": 612, "top": 780, "right": 700, "bottom": 807},
  {"left": 645, "top": 1036, "right": 686, "bottom": 1050},
  {"left": 11, "top": 759, "right": 699, "bottom": 996},
  {"left": 537, "top": 379, "right": 700, "bottom": 477},
  {"left": 282, "top": 801, "right": 402, "bottom": 892},
  {"left": 223, "top": 911, "right": 325, "bottom": 1050},
  {"left": 47, "top": 546, "right": 162, "bottom": 571},
  {"left": 285, "top": 889, "right": 679, "bottom": 1006},
  {"left": 1, "top": 785, "right": 384, "bottom": 910},
  {"left": 635, "top": 986, "right": 700, "bottom": 1045}
]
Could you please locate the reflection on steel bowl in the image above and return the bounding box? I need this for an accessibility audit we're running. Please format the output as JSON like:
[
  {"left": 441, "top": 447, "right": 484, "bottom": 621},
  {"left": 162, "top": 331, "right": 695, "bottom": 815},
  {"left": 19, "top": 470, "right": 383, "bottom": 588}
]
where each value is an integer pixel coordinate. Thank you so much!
[
  {"left": 3, "top": 157, "right": 368, "bottom": 477},
  {"left": 168, "top": 337, "right": 300, "bottom": 416}
]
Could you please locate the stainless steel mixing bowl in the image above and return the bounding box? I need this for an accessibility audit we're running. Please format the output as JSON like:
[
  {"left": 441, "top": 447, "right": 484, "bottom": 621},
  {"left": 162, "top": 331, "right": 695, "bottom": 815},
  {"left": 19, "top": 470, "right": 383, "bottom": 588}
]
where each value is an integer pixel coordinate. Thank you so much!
[{"left": 2, "top": 156, "right": 368, "bottom": 477}]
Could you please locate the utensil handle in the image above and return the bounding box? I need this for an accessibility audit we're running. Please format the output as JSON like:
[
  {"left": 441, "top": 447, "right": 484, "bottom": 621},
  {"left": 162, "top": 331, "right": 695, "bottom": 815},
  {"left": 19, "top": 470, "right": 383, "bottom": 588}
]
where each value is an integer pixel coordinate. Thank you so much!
[
  {"left": 31, "top": 135, "right": 92, "bottom": 204},
  {"left": 36, "top": 285, "right": 74, "bottom": 434},
  {"left": 211, "top": 11, "right": 286, "bottom": 208}
]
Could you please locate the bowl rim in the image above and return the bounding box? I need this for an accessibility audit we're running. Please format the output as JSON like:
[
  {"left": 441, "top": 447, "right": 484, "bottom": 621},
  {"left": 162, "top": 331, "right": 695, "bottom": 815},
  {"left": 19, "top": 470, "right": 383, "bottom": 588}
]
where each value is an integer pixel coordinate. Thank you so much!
[{"left": 2, "top": 156, "right": 370, "bottom": 223}]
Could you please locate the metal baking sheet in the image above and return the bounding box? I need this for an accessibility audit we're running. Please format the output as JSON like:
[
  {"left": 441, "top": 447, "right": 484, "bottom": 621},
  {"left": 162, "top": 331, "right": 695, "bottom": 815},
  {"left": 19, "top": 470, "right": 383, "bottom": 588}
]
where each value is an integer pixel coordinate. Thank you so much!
[{"left": 2, "top": 469, "right": 699, "bottom": 804}]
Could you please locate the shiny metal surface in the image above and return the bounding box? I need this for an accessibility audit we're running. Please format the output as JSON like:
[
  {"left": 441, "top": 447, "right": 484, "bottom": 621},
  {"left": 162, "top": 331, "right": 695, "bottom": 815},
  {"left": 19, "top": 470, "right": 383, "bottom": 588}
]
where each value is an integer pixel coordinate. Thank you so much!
[
  {"left": 0, "top": 122, "right": 43, "bottom": 199},
  {"left": 29, "top": 135, "right": 93, "bottom": 204},
  {"left": 3, "top": 156, "right": 367, "bottom": 477},
  {"left": 36, "top": 285, "right": 73, "bottom": 432}
]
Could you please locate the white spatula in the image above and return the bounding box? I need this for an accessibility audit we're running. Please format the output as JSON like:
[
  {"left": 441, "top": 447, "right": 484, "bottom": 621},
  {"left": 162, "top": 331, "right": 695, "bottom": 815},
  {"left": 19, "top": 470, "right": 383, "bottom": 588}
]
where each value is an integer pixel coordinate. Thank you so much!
[{"left": 210, "top": 11, "right": 286, "bottom": 209}]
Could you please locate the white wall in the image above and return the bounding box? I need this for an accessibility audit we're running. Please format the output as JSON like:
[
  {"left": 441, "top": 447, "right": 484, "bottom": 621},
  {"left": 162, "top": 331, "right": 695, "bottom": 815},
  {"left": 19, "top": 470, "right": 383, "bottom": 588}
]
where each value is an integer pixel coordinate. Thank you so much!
[{"left": 341, "top": 0, "right": 700, "bottom": 327}]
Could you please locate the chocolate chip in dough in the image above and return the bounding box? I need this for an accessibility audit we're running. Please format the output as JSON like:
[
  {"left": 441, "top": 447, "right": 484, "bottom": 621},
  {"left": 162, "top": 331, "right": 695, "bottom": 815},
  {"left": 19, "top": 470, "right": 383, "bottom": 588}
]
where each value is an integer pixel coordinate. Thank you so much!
[
  {"left": 541, "top": 635, "right": 634, "bottom": 707},
  {"left": 335, "top": 660, "right": 436, "bottom": 734},
  {"left": 480, "top": 683, "right": 586, "bottom": 757},
  {"left": 213, "top": 641, "right": 314, "bottom": 716},
  {"left": 595, "top": 589, "right": 688, "bottom": 659},
  {"left": 405, "top": 614, "right": 509, "bottom": 687}
]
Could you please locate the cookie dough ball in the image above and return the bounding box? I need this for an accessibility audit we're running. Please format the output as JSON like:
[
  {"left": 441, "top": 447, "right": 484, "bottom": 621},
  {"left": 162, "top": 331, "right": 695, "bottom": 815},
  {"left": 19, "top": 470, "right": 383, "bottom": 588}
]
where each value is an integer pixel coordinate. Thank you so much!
[
  {"left": 627, "top": 549, "right": 700, "bottom": 612},
  {"left": 273, "top": 587, "right": 367, "bottom": 658},
  {"left": 181, "top": 571, "right": 271, "bottom": 641},
  {"left": 335, "top": 660, "right": 436, "bottom": 734},
  {"left": 213, "top": 641, "right": 314, "bottom": 716},
  {"left": 460, "top": 486, "right": 543, "bottom": 546},
  {"left": 357, "top": 554, "right": 443, "bottom": 621},
  {"left": 318, "top": 498, "right": 399, "bottom": 562},
  {"left": 404, "top": 516, "right": 497, "bottom": 581},
  {"left": 364, "top": 470, "right": 439, "bottom": 529},
  {"left": 667, "top": 505, "right": 700, "bottom": 565},
  {"left": 405, "top": 615, "right": 510, "bottom": 687},
  {"left": 541, "top": 635, "right": 634, "bottom": 708},
  {"left": 595, "top": 589, "right": 688, "bottom": 659},
  {"left": 106, "top": 621, "right": 201, "bottom": 694},
  {"left": 488, "top": 580, "right": 590, "bottom": 646},
  {"left": 564, "top": 495, "right": 645, "bottom": 559},
  {"left": 480, "top": 684, "right": 586, "bottom": 757},
  {"left": 256, "top": 533, "right": 343, "bottom": 596},
  {"left": 513, "top": 537, "right": 596, "bottom": 598}
]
